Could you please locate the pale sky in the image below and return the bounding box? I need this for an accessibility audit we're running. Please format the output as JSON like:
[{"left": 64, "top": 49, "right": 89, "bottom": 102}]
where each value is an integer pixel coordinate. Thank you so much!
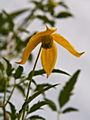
[{"left": 0, "top": 0, "right": 90, "bottom": 120}]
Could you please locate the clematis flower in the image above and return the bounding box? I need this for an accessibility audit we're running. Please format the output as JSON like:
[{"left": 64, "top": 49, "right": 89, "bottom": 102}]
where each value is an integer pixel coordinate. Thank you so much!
[{"left": 16, "top": 26, "right": 84, "bottom": 77}]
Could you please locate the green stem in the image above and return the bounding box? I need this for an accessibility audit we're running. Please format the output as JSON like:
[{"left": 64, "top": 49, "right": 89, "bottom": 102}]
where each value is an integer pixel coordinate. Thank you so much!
[
  {"left": 3, "top": 78, "right": 7, "bottom": 120},
  {"left": 5, "top": 80, "right": 16, "bottom": 107},
  {"left": 21, "top": 46, "right": 42, "bottom": 120},
  {"left": 57, "top": 110, "right": 60, "bottom": 120},
  {"left": 18, "top": 7, "right": 37, "bottom": 29}
]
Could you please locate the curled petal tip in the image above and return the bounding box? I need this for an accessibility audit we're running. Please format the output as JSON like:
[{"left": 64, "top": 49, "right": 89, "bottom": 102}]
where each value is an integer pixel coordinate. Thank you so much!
[
  {"left": 81, "top": 52, "right": 85, "bottom": 55},
  {"left": 78, "top": 52, "right": 85, "bottom": 57}
]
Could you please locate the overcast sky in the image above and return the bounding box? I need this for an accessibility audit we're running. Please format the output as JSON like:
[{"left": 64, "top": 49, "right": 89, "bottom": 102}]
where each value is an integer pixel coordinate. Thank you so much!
[{"left": 0, "top": 0, "right": 90, "bottom": 120}]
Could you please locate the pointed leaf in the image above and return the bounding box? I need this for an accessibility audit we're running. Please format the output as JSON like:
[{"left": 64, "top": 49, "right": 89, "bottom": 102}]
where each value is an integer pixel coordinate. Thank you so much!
[
  {"left": 62, "top": 107, "right": 78, "bottom": 113},
  {"left": 10, "top": 8, "right": 29, "bottom": 19},
  {"left": 56, "top": 11, "right": 73, "bottom": 18},
  {"left": 19, "top": 84, "right": 58, "bottom": 114},
  {"left": 28, "top": 115, "right": 45, "bottom": 120},
  {"left": 16, "top": 85, "right": 25, "bottom": 96},
  {"left": 9, "top": 102, "right": 16, "bottom": 120},
  {"left": 27, "top": 69, "right": 70, "bottom": 79},
  {"left": 28, "top": 84, "right": 58, "bottom": 103},
  {"left": 3, "top": 58, "right": 14, "bottom": 76},
  {"left": 14, "top": 66, "right": 23, "bottom": 79},
  {"left": 59, "top": 2, "right": 69, "bottom": 9},
  {"left": 35, "top": 83, "right": 53, "bottom": 92},
  {"left": 29, "top": 99, "right": 57, "bottom": 113},
  {"left": 58, "top": 70, "right": 80, "bottom": 108},
  {"left": 37, "top": 15, "right": 55, "bottom": 26},
  {"left": 44, "top": 98, "right": 57, "bottom": 111},
  {"left": 29, "top": 101, "right": 48, "bottom": 113}
]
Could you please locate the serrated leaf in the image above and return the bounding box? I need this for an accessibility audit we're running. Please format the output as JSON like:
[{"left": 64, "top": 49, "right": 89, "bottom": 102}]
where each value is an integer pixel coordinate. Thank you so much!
[
  {"left": 27, "top": 115, "right": 45, "bottom": 120},
  {"left": 27, "top": 69, "right": 70, "bottom": 79},
  {"left": 3, "top": 58, "right": 14, "bottom": 76},
  {"left": 56, "top": 11, "right": 73, "bottom": 18},
  {"left": 19, "top": 84, "right": 58, "bottom": 114},
  {"left": 58, "top": 70, "right": 80, "bottom": 108},
  {"left": 62, "top": 107, "right": 78, "bottom": 114},
  {"left": 9, "top": 102, "right": 16, "bottom": 120},
  {"left": 14, "top": 66, "right": 23, "bottom": 79}
]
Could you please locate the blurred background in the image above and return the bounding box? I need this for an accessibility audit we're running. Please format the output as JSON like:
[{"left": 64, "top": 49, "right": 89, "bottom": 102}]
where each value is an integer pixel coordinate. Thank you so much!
[{"left": 0, "top": 0, "right": 90, "bottom": 120}]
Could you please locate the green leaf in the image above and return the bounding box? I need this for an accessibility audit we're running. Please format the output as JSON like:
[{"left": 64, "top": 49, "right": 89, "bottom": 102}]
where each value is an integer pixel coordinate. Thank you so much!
[
  {"left": 29, "top": 101, "right": 48, "bottom": 113},
  {"left": 62, "top": 107, "right": 78, "bottom": 114},
  {"left": 3, "top": 58, "right": 14, "bottom": 76},
  {"left": 56, "top": 11, "right": 73, "bottom": 18},
  {"left": 18, "top": 28, "right": 30, "bottom": 34},
  {"left": 0, "top": 78, "right": 7, "bottom": 92},
  {"left": 14, "top": 66, "right": 23, "bottom": 79},
  {"left": 9, "top": 102, "right": 16, "bottom": 120},
  {"left": 44, "top": 98, "right": 57, "bottom": 111},
  {"left": 35, "top": 83, "right": 53, "bottom": 92},
  {"left": 29, "top": 99, "right": 57, "bottom": 113},
  {"left": 14, "top": 34, "right": 24, "bottom": 52},
  {"left": 59, "top": 2, "right": 69, "bottom": 9},
  {"left": 16, "top": 85, "right": 25, "bottom": 96},
  {"left": 27, "top": 115, "right": 45, "bottom": 120},
  {"left": 27, "top": 69, "right": 70, "bottom": 79},
  {"left": 19, "top": 84, "right": 58, "bottom": 114},
  {"left": 37, "top": 15, "right": 55, "bottom": 26},
  {"left": 32, "top": 79, "right": 37, "bottom": 86},
  {"left": 9, "top": 8, "right": 29, "bottom": 19},
  {"left": 28, "top": 84, "right": 58, "bottom": 102},
  {"left": 58, "top": 70, "right": 80, "bottom": 108},
  {"left": 0, "top": 62, "right": 4, "bottom": 71},
  {"left": 2, "top": 10, "right": 14, "bottom": 31}
]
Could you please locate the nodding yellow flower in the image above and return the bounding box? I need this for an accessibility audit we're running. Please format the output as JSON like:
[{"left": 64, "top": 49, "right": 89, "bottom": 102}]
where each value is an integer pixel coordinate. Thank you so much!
[{"left": 16, "top": 26, "right": 84, "bottom": 77}]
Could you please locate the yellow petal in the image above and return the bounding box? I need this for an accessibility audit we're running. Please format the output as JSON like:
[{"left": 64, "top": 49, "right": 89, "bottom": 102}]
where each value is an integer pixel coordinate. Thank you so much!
[
  {"left": 41, "top": 42, "right": 57, "bottom": 77},
  {"left": 52, "top": 33, "right": 84, "bottom": 57},
  {"left": 16, "top": 35, "right": 41, "bottom": 64},
  {"left": 36, "top": 26, "right": 57, "bottom": 37}
]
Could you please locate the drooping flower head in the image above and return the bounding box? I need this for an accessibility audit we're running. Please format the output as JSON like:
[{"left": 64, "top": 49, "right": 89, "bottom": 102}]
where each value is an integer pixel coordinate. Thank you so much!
[{"left": 16, "top": 26, "right": 84, "bottom": 77}]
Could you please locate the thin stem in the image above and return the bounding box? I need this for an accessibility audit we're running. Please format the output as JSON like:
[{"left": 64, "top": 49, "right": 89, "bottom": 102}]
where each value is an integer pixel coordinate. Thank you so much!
[
  {"left": 21, "top": 46, "right": 42, "bottom": 120},
  {"left": 3, "top": 79, "right": 7, "bottom": 104},
  {"left": 3, "top": 107, "right": 6, "bottom": 120},
  {"left": 5, "top": 80, "right": 16, "bottom": 107},
  {"left": 57, "top": 112, "right": 60, "bottom": 120},
  {"left": 18, "top": 0, "right": 43, "bottom": 29},
  {"left": 57, "top": 110, "right": 62, "bottom": 120},
  {"left": 3, "top": 79, "right": 7, "bottom": 120},
  {"left": 18, "top": 7, "right": 37, "bottom": 29}
]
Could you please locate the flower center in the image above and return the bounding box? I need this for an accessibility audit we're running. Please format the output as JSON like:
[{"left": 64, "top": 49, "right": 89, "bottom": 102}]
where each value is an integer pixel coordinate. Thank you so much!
[{"left": 41, "top": 35, "right": 53, "bottom": 49}]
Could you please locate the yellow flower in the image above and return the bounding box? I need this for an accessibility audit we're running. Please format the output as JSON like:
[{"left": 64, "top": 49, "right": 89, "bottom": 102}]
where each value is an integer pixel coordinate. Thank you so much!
[{"left": 16, "top": 26, "right": 84, "bottom": 77}]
